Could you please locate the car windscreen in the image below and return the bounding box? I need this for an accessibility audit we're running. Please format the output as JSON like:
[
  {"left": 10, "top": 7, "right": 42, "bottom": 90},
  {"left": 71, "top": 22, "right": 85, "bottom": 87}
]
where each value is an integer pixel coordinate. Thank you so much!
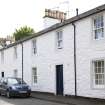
[{"left": 8, "top": 78, "right": 26, "bottom": 85}]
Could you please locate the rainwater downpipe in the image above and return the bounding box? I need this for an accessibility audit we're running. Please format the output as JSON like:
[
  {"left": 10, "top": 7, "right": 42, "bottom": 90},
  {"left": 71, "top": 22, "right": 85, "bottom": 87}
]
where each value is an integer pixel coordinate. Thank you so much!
[
  {"left": 21, "top": 43, "right": 24, "bottom": 84},
  {"left": 72, "top": 22, "right": 77, "bottom": 96}
]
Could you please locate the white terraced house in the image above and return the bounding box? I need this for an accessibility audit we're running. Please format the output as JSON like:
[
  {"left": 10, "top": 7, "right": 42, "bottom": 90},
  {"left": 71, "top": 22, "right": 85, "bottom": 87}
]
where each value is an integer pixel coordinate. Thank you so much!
[{"left": 1, "top": 4, "right": 105, "bottom": 99}]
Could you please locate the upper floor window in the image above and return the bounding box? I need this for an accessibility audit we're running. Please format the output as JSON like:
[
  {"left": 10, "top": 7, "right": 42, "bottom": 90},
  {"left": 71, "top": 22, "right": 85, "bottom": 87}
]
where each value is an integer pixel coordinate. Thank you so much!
[
  {"left": 56, "top": 30, "right": 63, "bottom": 49},
  {"left": 93, "top": 15, "right": 104, "bottom": 40},
  {"left": 1, "top": 51, "right": 4, "bottom": 63},
  {"left": 32, "top": 39, "right": 37, "bottom": 54},
  {"left": 92, "top": 60, "right": 105, "bottom": 88},
  {"left": 14, "top": 46, "right": 17, "bottom": 59}
]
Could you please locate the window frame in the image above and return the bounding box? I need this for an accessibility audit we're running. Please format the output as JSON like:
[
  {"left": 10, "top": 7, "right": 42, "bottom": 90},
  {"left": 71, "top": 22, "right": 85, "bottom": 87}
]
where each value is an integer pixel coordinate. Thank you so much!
[
  {"left": 32, "top": 39, "right": 37, "bottom": 55},
  {"left": 56, "top": 30, "right": 63, "bottom": 49},
  {"left": 92, "top": 59, "right": 105, "bottom": 89},
  {"left": 1, "top": 51, "right": 4, "bottom": 64},
  {"left": 92, "top": 14, "right": 104, "bottom": 40},
  {"left": 32, "top": 67, "right": 37, "bottom": 85},
  {"left": 14, "top": 46, "right": 17, "bottom": 59}
]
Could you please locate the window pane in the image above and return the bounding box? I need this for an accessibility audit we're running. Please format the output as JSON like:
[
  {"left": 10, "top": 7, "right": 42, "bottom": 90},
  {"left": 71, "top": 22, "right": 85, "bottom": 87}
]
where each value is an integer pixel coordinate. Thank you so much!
[
  {"left": 98, "top": 61, "right": 101, "bottom": 67},
  {"left": 95, "top": 29, "right": 104, "bottom": 39},
  {"left": 102, "top": 68, "right": 104, "bottom": 73},
  {"left": 95, "top": 79, "right": 98, "bottom": 85},
  {"left": 95, "top": 74, "right": 98, "bottom": 79},
  {"left": 97, "top": 67, "right": 101, "bottom": 73}
]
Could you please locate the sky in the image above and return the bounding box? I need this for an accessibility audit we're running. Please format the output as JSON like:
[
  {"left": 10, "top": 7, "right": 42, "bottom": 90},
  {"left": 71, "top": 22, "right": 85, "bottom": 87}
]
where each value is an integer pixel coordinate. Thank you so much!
[{"left": 0, "top": 0, "right": 105, "bottom": 37}]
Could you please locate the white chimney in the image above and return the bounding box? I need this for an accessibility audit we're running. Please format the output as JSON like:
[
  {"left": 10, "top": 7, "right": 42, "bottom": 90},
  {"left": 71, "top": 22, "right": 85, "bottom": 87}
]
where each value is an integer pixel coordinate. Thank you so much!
[{"left": 43, "top": 9, "right": 66, "bottom": 29}]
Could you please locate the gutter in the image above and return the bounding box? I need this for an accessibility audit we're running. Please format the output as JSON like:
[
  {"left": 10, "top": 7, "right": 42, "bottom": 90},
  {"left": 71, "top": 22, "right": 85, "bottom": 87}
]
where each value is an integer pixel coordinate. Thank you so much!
[{"left": 72, "top": 23, "right": 77, "bottom": 96}]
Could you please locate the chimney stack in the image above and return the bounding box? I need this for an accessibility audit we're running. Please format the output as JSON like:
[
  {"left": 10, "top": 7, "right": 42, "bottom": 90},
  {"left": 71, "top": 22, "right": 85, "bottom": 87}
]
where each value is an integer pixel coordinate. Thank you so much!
[
  {"left": 44, "top": 9, "right": 67, "bottom": 21},
  {"left": 43, "top": 9, "right": 67, "bottom": 29}
]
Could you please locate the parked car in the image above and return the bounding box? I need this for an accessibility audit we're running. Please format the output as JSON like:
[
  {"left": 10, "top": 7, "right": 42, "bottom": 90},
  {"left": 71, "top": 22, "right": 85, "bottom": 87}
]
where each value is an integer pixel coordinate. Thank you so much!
[{"left": 0, "top": 77, "right": 31, "bottom": 98}]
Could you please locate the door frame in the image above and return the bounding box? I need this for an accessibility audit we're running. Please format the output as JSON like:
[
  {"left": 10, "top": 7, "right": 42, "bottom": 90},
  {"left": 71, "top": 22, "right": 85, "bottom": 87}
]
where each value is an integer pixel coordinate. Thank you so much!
[{"left": 55, "top": 64, "right": 64, "bottom": 95}]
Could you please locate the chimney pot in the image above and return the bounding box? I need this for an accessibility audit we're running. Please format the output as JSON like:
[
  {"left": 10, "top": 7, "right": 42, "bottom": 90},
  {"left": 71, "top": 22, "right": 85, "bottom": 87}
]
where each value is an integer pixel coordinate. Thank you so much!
[{"left": 76, "top": 8, "right": 79, "bottom": 16}]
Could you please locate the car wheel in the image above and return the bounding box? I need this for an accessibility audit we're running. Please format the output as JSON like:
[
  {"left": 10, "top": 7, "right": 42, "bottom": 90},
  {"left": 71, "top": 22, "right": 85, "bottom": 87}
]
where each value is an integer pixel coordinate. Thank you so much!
[{"left": 6, "top": 91, "right": 11, "bottom": 98}]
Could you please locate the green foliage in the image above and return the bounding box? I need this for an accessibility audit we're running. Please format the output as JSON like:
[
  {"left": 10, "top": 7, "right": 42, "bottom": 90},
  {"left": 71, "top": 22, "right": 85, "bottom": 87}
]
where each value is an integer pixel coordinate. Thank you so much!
[{"left": 13, "top": 26, "right": 35, "bottom": 41}]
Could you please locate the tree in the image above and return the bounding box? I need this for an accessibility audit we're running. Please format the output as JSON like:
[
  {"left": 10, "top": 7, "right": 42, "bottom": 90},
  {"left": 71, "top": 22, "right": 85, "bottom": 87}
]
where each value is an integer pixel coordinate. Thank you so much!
[{"left": 13, "top": 26, "right": 35, "bottom": 41}]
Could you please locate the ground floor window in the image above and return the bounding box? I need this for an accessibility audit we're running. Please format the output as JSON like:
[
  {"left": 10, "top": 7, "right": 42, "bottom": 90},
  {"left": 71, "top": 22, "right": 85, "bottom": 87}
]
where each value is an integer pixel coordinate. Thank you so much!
[
  {"left": 32, "top": 67, "right": 37, "bottom": 84},
  {"left": 13, "top": 69, "right": 18, "bottom": 77},
  {"left": 92, "top": 60, "right": 105, "bottom": 88}
]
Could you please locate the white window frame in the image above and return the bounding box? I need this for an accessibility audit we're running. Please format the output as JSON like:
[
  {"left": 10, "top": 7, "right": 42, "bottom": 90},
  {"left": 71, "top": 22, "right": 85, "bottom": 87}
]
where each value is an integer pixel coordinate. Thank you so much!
[
  {"left": 32, "top": 39, "right": 37, "bottom": 55},
  {"left": 56, "top": 30, "right": 63, "bottom": 49},
  {"left": 1, "top": 51, "right": 4, "bottom": 64},
  {"left": 92, "top": 59, "right": 105, "bottom": 89},
  {"left": 92, "top": 14, "right": 104, "bottom": 40},
  {"left": 14, "top": 46, "right": 17, "bottom": 59},
  {"left": 32, "top": 67, "right": 37, "bottom": 85}
]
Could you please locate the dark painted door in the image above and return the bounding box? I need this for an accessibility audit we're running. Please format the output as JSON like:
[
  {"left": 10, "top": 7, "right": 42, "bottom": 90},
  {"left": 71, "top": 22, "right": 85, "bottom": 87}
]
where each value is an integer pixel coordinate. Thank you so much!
[{"left": 56, "top": 65, "right": 63, "bottom": 95}]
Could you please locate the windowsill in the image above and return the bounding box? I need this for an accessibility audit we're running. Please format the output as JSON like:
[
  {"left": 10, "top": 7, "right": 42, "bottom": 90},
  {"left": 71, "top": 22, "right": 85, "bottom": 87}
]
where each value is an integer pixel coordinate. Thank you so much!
[
  {"left": 57, "top": 47, "right": 63, "bottom": 49},
  {"left": 92, "top": 85, "right": 105, "bottom": 90},
  {"left": 55, "top": 47, "right": 63, "bottom": 53},
  {"left": 32, "top": 53, "right": 38, "bottom": 56},
  {"left": 93, "top": 37, "right": 105, "bottom": 41}
]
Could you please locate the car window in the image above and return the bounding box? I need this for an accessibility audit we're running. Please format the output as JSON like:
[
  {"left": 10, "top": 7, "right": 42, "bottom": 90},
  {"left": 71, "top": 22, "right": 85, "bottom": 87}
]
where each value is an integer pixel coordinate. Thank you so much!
[
  {"left": 16, "top": 78, "right": 26, "bottom": 84},
  {"left": 7, "top": 78, "right": 26, "bottom": 85},
  {"left": 8, "top": 78, "right": 18, "bottom": 85}
]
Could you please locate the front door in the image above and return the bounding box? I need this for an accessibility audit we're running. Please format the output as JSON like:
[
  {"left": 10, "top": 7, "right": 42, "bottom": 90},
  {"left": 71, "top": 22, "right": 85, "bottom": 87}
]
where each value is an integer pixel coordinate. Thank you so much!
[{"left": 56, "top": 65, "right": 63, "bottom": 95}]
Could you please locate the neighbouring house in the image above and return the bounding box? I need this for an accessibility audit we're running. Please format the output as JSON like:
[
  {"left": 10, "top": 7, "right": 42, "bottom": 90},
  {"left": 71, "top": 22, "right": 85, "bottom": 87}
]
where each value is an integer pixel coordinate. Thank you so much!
[
  {"left": 0, "top": 36, "right": 15, "bottom": 48},
  {"left": 0, "top": 4, "right": 105, "bottom": 99}
]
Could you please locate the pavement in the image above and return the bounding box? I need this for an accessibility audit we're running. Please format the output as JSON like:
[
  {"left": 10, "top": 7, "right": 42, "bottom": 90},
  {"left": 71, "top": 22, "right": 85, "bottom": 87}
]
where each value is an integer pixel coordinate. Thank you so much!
[
  {"left": 0, "top": 96, "right": 66, "bottom": 105},
  {"left": 31, "top": 92, "right": 105, "bottom": 105}
]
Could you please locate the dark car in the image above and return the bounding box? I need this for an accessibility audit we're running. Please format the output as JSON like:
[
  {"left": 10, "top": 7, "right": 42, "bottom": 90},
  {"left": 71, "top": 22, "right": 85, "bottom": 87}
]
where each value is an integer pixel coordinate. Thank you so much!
[{"left": 0, "top": 77, "right": 31, "bottom": 98}]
